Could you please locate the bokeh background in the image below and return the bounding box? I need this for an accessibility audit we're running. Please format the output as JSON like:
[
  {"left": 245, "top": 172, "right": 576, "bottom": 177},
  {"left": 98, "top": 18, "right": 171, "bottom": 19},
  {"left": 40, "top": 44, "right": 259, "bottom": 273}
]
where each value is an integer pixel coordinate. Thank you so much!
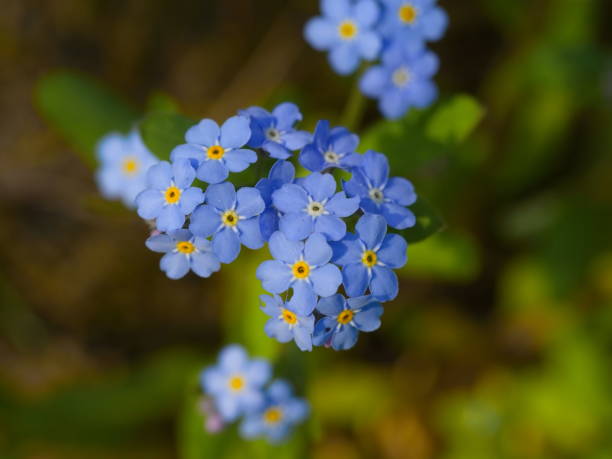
[{"left": 2, "top": 0, "right": 612, "bottom": 458}]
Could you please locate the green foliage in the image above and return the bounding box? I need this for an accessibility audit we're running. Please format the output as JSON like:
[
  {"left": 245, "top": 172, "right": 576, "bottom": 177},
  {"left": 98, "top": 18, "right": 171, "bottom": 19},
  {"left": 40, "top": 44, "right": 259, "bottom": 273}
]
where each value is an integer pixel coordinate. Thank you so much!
[
  {"left": 139, "top": 111, "right": 196, "bottom": 162},
  {"left": 425, "top": 95, "right": 486, "bottom": 145},
  {"left": 401, "top": 196, "right": 446, "bottom": 244}
]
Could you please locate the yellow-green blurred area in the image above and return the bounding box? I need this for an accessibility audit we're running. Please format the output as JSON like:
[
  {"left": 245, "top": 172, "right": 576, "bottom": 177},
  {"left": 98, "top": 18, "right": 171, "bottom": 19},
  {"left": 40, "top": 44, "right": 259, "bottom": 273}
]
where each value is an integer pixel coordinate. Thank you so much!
[{"left": 1, "top": 0, "right": 612, "bottom": 458}]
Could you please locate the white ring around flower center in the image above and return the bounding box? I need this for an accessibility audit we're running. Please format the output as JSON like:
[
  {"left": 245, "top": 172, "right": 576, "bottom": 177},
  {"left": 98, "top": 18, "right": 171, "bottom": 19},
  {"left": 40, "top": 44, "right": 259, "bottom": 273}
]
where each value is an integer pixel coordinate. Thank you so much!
[
  {"left": 369, "top": 188, "right": 385, "bottom": 204},
  {"left": 265, "top": 127, "right": 281, "bottom": 143},
  {"left": 324, "top": 150, "right": 340, "bottom": 164},
  {"left": 307, "top": 201, "right": 326, "bottom": 217},
  {"left": 392, "top": 67, "right": 411, "bottom": 88}
]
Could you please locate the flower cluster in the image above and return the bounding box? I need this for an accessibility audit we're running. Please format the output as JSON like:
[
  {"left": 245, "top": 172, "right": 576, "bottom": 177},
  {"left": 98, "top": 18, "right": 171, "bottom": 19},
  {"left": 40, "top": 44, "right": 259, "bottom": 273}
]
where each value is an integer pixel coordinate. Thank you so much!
[
  {"left": 200, "top": 344, "right": 308, "bottom": 443},
  {"left": 304, "top": 0, "right": 447, "bottom": 119}
]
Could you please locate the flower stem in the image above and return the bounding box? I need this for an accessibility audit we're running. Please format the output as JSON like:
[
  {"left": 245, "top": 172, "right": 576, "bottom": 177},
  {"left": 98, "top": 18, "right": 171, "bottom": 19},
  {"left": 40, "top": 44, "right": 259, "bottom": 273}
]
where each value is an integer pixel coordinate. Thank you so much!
[{"left": 340, "top": 70, "right": 368, "bottom": 131}]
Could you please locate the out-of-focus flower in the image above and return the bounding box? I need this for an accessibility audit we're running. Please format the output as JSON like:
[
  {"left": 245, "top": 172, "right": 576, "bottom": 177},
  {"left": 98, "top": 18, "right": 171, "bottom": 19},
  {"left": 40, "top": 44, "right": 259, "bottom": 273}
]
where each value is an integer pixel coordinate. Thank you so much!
[
  {"left": 379, "top": 0, "right": 448, "bottom": 43},
  {"left": 255, "top": 160, "right": 296, "bottom": 241},
  {"left": 260, "top": 294, "right": 315, "bottom": 351},
  {"left": 299, "top": 120, "right": 362, "bottom": 172}
]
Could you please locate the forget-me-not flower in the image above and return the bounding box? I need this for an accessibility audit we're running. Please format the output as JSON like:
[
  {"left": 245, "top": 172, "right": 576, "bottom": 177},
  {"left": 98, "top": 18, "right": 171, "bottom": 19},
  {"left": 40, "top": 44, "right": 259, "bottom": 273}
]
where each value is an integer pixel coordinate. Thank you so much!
[
  {"left": 260, "top": 294, "right": 315, "bottom": 352},
  {"left": 379, "top": 0, "right": 448, "bottom": 43},
  {"left": 136, "top": 159, "right": 204, "bottom": 232},
  {"left": 298, "top": 120, "right": 362, "bottom": 172},
  {"left": 171, "top": 116, "right": 257, "bottom": 184},
  {"left": 304, "top": 0, "right": 382, "bottom": 75},
  {"left": 189, "top": 182, "right": 265, "bottom": 264},
  {"left": 255, "top": 160, "right": 296, "bottom": 242},
  {"left": 256, "top": 231, "right": 342, "bottom": 308},
  {"left": 343, "top": 150, "right": 417, "bottom": 229},
  {"left": 332, "top": 214, "right": 407, "bottom": 300},
  {"left": 201, "top": 345, "right": 271, "bottom": 422},
  {"left": 241, "top": 103, "right": 311, "bottom": 160},
  {"left": 272, "top": 172, "right": 359, "bottom": 241},
  {"left": 145, "top": 229, "right": 221, "bottom": 279},
  {"left": 313, "top": 294, "right": 383, "bottom": 350}
]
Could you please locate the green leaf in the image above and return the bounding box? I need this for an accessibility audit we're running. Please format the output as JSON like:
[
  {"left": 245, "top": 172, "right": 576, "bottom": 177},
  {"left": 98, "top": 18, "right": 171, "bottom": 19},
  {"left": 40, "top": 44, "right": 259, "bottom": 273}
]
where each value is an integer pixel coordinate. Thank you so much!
[
  {"left": 35, "top": 70, "right": 139, "bottom": 168},
  {"left": 425, "top": 94, "right": 485, "bottom": 145},
  {"left": 401, "top": 196, "right": 445, "bottom": 244},
  {"left": 140, "top": 111, "right": 196, "bottom": 161}
]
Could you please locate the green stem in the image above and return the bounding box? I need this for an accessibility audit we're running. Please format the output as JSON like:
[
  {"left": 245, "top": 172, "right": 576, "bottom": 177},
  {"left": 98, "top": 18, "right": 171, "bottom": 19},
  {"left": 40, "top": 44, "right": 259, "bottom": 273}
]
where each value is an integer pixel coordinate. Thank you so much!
[{"left": 340, "top": 71, "right": 368, "bottom": 131}]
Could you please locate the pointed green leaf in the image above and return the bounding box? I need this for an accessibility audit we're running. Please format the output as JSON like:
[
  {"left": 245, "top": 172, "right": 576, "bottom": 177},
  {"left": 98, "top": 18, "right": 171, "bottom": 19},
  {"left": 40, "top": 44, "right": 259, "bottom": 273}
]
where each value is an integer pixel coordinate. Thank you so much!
[
  {"left": 401, "top": 196, "right": 446, "bottom": 244},
  {"left": 425, "top": 95, "right": 485, "bottom": 145}
]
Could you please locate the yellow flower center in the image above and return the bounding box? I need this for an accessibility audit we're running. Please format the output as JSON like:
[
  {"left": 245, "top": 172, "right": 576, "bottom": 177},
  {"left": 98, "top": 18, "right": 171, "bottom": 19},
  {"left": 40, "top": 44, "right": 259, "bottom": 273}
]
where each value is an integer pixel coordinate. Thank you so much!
[
  {"left": 398, "top": 4, "right": 418, "bottom": 24},
  {"left": 207, "top": 145, "right": 225, "bottom": 160},
  {"left": 176, "top": 241, "right": 196, "bottom": 254},
  {"left": 292, "top": 261, "right": 310, "bottom": 279},
  {"left": 221, "top": 210, "right": 239, "bottom": 227},
  {"left": 338, "top": 20, "right": 358, "bottom": 40},
  {"left": 228, "top": 375, "right": 245, "bottom": 392},
  {"left": 164, "top": 186, "right": 182, "bottom": 204},
  {"left": 362, "top": 250, "right": 378, "bottom": 268},
  {"left": 337, "top": 309, "right": 354, "bottom": 325},
  {"left": 122, "top": 156, "right": 139, "bottom": 175},
  {"left": 263, "top": 406, "right": 284, "bottom": 424},
  {"left": 281, "top": 308, "right": 298, "bottom": 325}
]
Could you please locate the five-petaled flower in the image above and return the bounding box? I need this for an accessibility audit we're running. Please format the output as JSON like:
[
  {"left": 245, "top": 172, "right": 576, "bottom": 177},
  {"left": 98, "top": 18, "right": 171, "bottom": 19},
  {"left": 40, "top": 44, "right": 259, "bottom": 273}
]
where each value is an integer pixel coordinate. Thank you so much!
[
  {"left": 136, "top": 159, "right": 205, "bottom": 232},
  {"left": 332, "top": 214, "right": 407, "bottom": 300},
  {"left": 313, "top": 294, "right": 383, "bottom": 350},
  {"left": 256, "top": 231, "right": 342, "bottom": 308},
  {"left": 260, "top": 294, "right": 315, "bottom": 351},
  {"left": 379, "top": 0, "right": 448, "bottom": 43},
  {"left": 241, "top": 103, "right": 312, "bottom": 160},
  {"left": 299, "top": 120, "right": 362, "bottom": 172},
  {"left": 344, "top": 150, "right": 417, "bottom": 229},
  {"left": 145, "top": 229, "right": 221, "bottom": 280},
  {"left": 189, "top": 182, "right": 265, "bottom": 264},
  {"left": 273, "top": 172, "right": 359, "bottom": 241},
  {"left": 171, "top": 115, "right": 257, "bottom": 184},
  {"left": 255, "top": 160, "right": 296, "bottom": 242}
]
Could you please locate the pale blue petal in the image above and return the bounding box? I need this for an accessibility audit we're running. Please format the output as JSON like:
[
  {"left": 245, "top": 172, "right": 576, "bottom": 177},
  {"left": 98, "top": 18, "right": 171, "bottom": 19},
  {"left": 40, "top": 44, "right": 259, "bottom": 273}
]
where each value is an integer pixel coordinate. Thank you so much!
[
  {"left": 384, "top": 177, "right": 416, "bottom": 206},
  {"left": 160, "top": 252, "right": 190, "bottom": 279},
  {"left": 172, "top": 158, "right": 196, "bottom": 188},
  {"left": 353, "top": 301, "right": 383, "bottom": 331},
  {"left": 343, "top": 263, "right": 370, "bottom": 297},
  {"left": 191, "top": 251, "right": 221, "bottom": 278},
  {"left": 263, "top": 141, "right": 292, "bottom": 160},
  {"left": 186, "top": 119, "right": 220, "bottom": 146},
  {"left": 299, "top": 144, "right": 325, "bottom": 172},
  {"left": 312, "top": 317, "right": 336, "bottom": 346},
  {"left": 269, "top": 160, "right": 295, "bottom": 183},
  {"left": 260, "top": 293, "right": 283, "bottom": 317},
  {"left": 197, "top": 159, "right": 229, "bottom": 184},
  {"left": 179, "top": 187, "right": 205, "bottom": 214},
  {"left": 381, "top": 202, "right": 416, "bottom": 229},
  {"left": 265, "top": 319, "right": 293, "bottom": 343},
  {"left": 283, "top": 131, "right": 312, "bottom": 150},
  {"left": 370, "top": 266, "right": 398, "bottom": 301},
  {"left": 245, "top": 360, "right": 271, "bottom": 386},
  {"left": 330, "top": 233, "right": 362, "bottom": 265},
  {"left": 259, "top": 208, "right": 279, "bottom": 241},
  {"left": 291, "top": 281, "right": 317, "bottom": 310},
  {"left": 422, "top": 7, "right": 448, "bottom": 41},
  {"left": 189, "top": 205, "right": 221, "bottom": 237},
  {"left": 256, "top": 260, "right": 292, "bottom": 293},
  {"left": 360, "top": 66, "right": 388, "bottom": 97},
  {"left": 238, "top": 217, "right": 264, "bottom": 250},
  {"left": 380, "top": 88, "right": 409, "bottom": 119},
  {"left": 224, "top": 148, "right": 257, "bottom": 172},
  {"left": 213, "top": 228, "right": 241, "bottom": 263},
  {"left": 326, "top": 192, "right": 359, "bottom": 217},
  {"left": 362, "top": 151, "right": 389, "bottom": 187},
  {"left": 304, "top": 232, "right": 333, "bottom": 265},
  {"left": 147, "top": 161, "right": 172, "bottom": 189},
  {"left": 272, "top": 102, "right": 302, "bottom": 130},
  {"left": 356, "top": 30, "right": 381, "bottom": 60},
  {"left": 272, "top": 184, "right": 309, "bottom": 213},
  {"left": 293, "top": 326, "right": 313, "bottom": 351},
  {"left": 331, "top": 325, "right": 359, "bottom": 350},
  {"left": 356, "top": 213, "right": 387, "bottom": 249},
  {"left": 322, "top": 0, "right": 351, "bottom": 19},
  {"left": 354, "top": 0, "right": 380, "bottom": 27},
  {"left": 268, "top": 231, "right": 303, "bottom": 263},
  {"left": 304, "top": 17, "right": 338, "bottom": 51},
  {"left": 314, "top": 214, "right": 346, "bottom": 241},
  {"left": 156, "top": 205, "right": 184, "bottom": 232},
  {"left": 146, "top": 234, "right": 174, "bottom": 253},
  {"left": 329, "top": 43, "right": 360, "bottom": 75},
  {"left": 206, "top": 182, "right": 236, "bottom": 211},
  {"left": 310, "top": 264, "right": 342, "bottom": 297},
  {"left": 236, "top": 187, "right": 265, "bottom": 218},
  {"left": 219, "top": 344, "right": 248, "bottom": 371},
  {"left": 377, "top": 234, "right": 407, "bottom": 268},
  {"left": 220, "top": 115, "right": 251, "bottom": 149},
  {"left": 316, "top": 294, "right": 345, "bottom": 316},
  {"left": 280, "top": 212, "right": 314, "bottom": 241},
  {"left": 302, "top": 172, "right": 336, "bottom": 202},
  {"left": 136, "top": 190, "right": 164, "bottom": 219},
  {"left": 170, "top": 144, "right": 204, "bottom": 165}
]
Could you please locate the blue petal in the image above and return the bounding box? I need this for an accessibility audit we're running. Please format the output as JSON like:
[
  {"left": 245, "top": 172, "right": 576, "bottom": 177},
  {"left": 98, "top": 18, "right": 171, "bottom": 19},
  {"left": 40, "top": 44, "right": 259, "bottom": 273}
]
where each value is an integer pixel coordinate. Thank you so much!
[
  {"left": 146, "top": 234, "right": 174, "bottom": 253},
  {"left": 245, "top": 359, "right": 271, "bottom": 386},
  {"left": 260, "top": 293, "right": 282, "bottom": 316},
  {"left": 191, "top": 251, "right": 221, "bottom": 278},
  {"left": 304, "top": 232, "right": 333, "bottom": 265},
  {"left": 220, "top": 115, "right": 251, "bottom": 149},
  {"left": 219, "top": 344, "right": 248, "bottom": 371},
  {"left": 197, "top": 159, "right": 229, "bottom": 184},
  {"left": 238, "top": 217, "right": 264, "bottom": 250},
  {"left": 322, "top": 0, "right": 351, "bottom": 19},
  {"left": 156, "top": 205, "right": 184, "bottom": 232},
  {"left": 279, "top": 212, "right": 314, "bottom": 241},
  {"left": 304, "top": 17, "right": 338, "bottom": 51},
  {"left": 342, "top": 263, "right": 370, "bottom": 297},
  {"left": 170, "top": 144, "right": 204, "bottom": 165},
  {"left": 272, "top": 184, "right": 309, "bottom": 213},
  {"left": 268, "top": 231, "right": 303, "bottom": 263},
  {"left": 405, "top": 79, "right": 438, "bottom": 108},
  {"left": 352, "top": 300, "right": 384, "bottom": 332},
  {"left": 206, "top": 182, "right": 236, "bottom": 211},
  {"left": 380, "top": 88, "right": 409, "bottom": 119},
  {"left": 377, "top": 234, "right": 407, "bottom": 268},
  {"left": 356, "top": 213, "right": 387, "bottom": 249},
  {"left": 291, "top": 281, "right": 318, "bottom": 310},
  {"left": 213, "top": 228, "right": 241, "bottom": 263},
  {"left": 316, "top": 294, "right": 345, "bottom": 316},
  {"left": 172, "top": 158, "right": 196, "bottom": 188},
  {"left": 186, "top": 119, "right": 220, "bottom": 146},
  {"left": 293, "top": 326, "right": 313, "bottom": 351},
  {"left": 356, "top": 31, "right": 381, "bottom": 60},
  {"left": 384, "top": 177, "right": 417, "bottom": 206},
  {"left": 136, "top": 190, "right": 164, "bottom": 219},
  {"left": 147, "top": 161, "right": 172, "bottom": 189},
  {"left": 313, "top": 120, "right": 330, "bottom": 150},
  {"left": 283, "top": 131, "right": 312, "bottom": 150},
  {"left": 331, "top": 324, "right": 359, "bottom": 350},
  {"left": 330, "top": 233, "right": 362, "bottom": 265},
  {"left": 256, "top": 260, "right": 293, "bottom": 293},
  {"left": 370, "top": 266, "right": 398, "bottom": 301},
  {"left": 269, "top": 160, "right": 295, "bottom": 183},
  {"left": 179, "top": 187, "right": 205, "bottom": 214},
  {"left": 329, "top": 43, "right": 360, "bottom": 75},
  {"left": 224, "top": 148, "right": 258, "bottom": 172},
  {"left": 314, "top": 214, "right": 347, "bottom": 241},
  {"left": 422, "top": 7, "right": 448, "bottom": 41},
  {"left": 189, "top": 205, "right": 221, "bottom": 237},
  {"left": 272, "top": 102, "right": 302, "bottom": 131},
  {"left": 299, "top": 144, "right": 326, "bottom": 172},
  {"left": 360, "top": 66, "right": 388, "bottom": 97},
  {"left": 312, "top": 317, "right": 336, "bottom": 346},
  {"left": 265, "top": 318, "right": 293, "bottom": 343},
  {"left": 354, "top": 0, "right": 380, "bottom": 27},
  {"left": 381, "top": 202, "right": 416, "bottom": 229},
  {"left": 288, "top": 293, "right": 317, "bottom": 316},
  {"left": 326, "top": 192, "right": 359, "bottom": 217},
  {"left": 413, "top": 51, "right": 439, "bottom": 78},
  {"left": 263, "top": 141, "right": 292, "bottom": 160},
  {"left": 362, "top": 151, "right": 389, "bottom": 188},
  {"left": 302, "top": 172, "right": 336, "bottom": 202},
  {"left": 259, "top": 208, "right": 279, "bottom": 241},
  {"left": 160, "top": 252, "right": 190, "bottom": 279},
  {"left": 236, "top": 187, "right": 265, "bottom": 218},
  {"left": 310, "top": 263, "right": 342, "bottom": 297},
  {"left": 217, "top": 396, "right": 241, "bottom": 422},
  {"left": 330, "top": 130, "right": 359, "bottom": 154},
  {"left": 169, "top": 229, "right": 193, "bottom": 241}
]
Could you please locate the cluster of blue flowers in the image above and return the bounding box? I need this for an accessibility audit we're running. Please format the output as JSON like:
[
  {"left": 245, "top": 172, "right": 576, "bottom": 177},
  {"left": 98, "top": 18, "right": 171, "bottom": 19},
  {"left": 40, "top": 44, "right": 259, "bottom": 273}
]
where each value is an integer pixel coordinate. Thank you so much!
[
  {"left": 304, "top": 0, "right": 447, "bottom": 119},
  {"left": 200, "top": 344, "right": 309, "bottom": 443},
  {"left": 96, "top": 101, "right": 417, "bottom": 351}
]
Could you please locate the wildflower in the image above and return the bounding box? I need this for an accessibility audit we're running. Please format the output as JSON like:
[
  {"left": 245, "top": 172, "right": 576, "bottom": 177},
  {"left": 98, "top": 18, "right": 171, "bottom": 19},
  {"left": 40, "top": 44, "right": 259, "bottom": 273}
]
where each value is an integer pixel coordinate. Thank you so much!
[
  {"left": 260, "top": 294, "right": 315, "bottom": 351},
  {"left": 171, "top": 116, "right": 257, "bottom": 184},
  {"left": 379, "top": 0, "right": 448, "bottom": 43},
  {"left": 313, "top": 294, "right": 383, "bottom": 350},
  {"left": 256, "top": 231, "right": 342, "bottom": 307},
  {"left": 304, "top": 0, "right": 382, "bottom": 75},
  {"left": 241, "top": 103, "right": 312, "bottom": 160},
  {"left": 272, "top": 172, "right": 359, "bottom": 241},
  {"left": 298, "top": 120, "right": 362, "bottom": 172},
  {"left": 189, "top": 182, "right": 265, "bottom": 264},
  {"left": 95, "top": 130, "right": 158, "bottom": 208},
  {"left": 343, "top": 150, "right": 417, "bottom": 229},
  {"left": 201, "top": 345, "right": 271, "bottom": 422},
  {"left": 135, "top": 159, "right": 204, "bottom": 232},
  {"left": 255, "top": 160, "right": 296, "bottom": 241},
  {"left": 332, "top": 214, "right": 407, "bottom": 300},
  {"left": 145, "top": 229, "right": 221, "bottom": 279}
]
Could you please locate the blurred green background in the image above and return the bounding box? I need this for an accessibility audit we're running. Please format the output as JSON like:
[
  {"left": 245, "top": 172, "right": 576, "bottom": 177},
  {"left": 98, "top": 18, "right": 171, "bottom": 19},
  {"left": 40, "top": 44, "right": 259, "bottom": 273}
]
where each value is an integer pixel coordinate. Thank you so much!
[{"left": 1, "top": 0, "right": 612, "bottom": 457}]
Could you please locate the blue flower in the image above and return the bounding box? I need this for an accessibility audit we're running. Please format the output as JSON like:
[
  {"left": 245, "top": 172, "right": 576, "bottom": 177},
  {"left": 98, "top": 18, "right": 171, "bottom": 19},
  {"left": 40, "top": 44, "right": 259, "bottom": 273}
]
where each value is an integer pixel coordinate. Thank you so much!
[
  {"left": 136, "top": 159, "right": 205, "bottom": 232},
  {"left": 360, "top": 41, "right": 439, "bottom": 119},
  {"left": 189, "top": 182, "right": 265, "bottom": 264},
  {"left": 260, "top": 294, "right": 315, "bottom": 352},
  {"left": 298, "top": 120, "right": 362, "bottom": 172},
  {"left": 313, "top": 294, "right": 383, "bottom": 350},
  {"left": 171, "top": 116, "right": 257, "bottom": 184},
  {"left": 343, "top": 150, "right": 417, "bottom": 229},
  {"left": 95, "top": 130, "right": 158, "bottom": 208},
  {"left": 255, "top": 160, "right": 296, "bottom": 242},
  {"left": 379, "top": 0, "right": 448, "bottom": 43},
  {"left": 304, "top": 0, "right": 382, "bottom": 75},
  {"left": 201, "top": 345, "right": 271, "bottom": 422},
  {"left": 240, "top": 103, "right": 312, "bottom": 160},
  {"left": 145, "top": 229, "right": 221, "bottom": 280},
  {"left": 272, "top": 172, "right": 359, "bottom": 241},
  {"left": 240, "top": 380, "right": 309, "bottom": 443},
  {"left": 331, "top": 214, "right": 407, "bottom": 300},
  {"left": 256, "top": 231, "right": 342, "bottom": 309}
]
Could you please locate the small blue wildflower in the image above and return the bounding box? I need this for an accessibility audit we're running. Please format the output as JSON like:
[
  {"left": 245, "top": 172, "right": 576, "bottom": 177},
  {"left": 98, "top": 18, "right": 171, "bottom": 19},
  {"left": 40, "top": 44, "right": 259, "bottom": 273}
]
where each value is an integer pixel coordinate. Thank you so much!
[
  {"left": 331, "top": 214, "right": 407, "bottom": 300},
  {"left": 201, "top": 345, "right": 271, "bottom": 422},
  {"left": 95, "top": 130, "right": 158, "bottom": 208},
  {"left": 255, "top": 160, "right": 296, "bottom": 242},
  {"left": 171, "top": 116, "right": 257, "bottom": 184},
  {"left": 240, "top": 103, "right": 312, "bottom": 160},
  {"left": 260, "top": 294, "right": 315, "bottom": 352},
  {"left": 343, "top": 150, "right": 417, "bottom": 229},
  {"left": 189, "top": 182, "right": 265, "bottom": 264},
  {"left": 256, "top": 231, "right": 342, "bottom": 309},
  {"left": 240, "top": 380, "right": 309, "bottom": 443},
  {"left": 272, "top": 172, "right": 359, "bottom": 241},
  {"left": 313, "top": 294, "right": 383, "bottom": 350},
  {"left": 360, "top": 41, "right": 439, "bottom": 119},
  {"left": 379, "top": 0, "right": 448, "bottom": 43},
  {"left": 136, "top": 159, "right": 204, "bottom": 232},
  {"left": 304, "top": 0, "right": 382, "bottom": 75},
  {"left": 298, "top": 120, "right": 362, "bottom": 172},
  {"left": 145, "top": 229, "right": 220, "bottom": 280}
]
